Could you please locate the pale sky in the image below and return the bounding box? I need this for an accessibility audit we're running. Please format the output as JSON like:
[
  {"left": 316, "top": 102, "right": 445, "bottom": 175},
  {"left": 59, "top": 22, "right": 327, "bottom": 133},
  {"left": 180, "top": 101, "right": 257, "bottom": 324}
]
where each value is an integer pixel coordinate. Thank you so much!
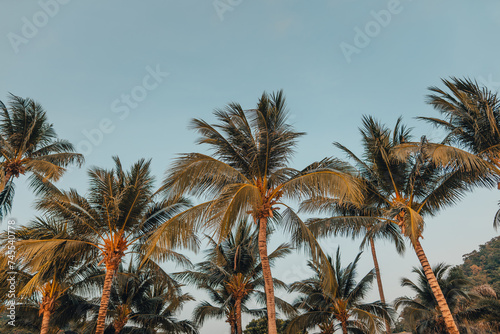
[{"left": 1, "top": 1, "right": 500, "bottom": 332}]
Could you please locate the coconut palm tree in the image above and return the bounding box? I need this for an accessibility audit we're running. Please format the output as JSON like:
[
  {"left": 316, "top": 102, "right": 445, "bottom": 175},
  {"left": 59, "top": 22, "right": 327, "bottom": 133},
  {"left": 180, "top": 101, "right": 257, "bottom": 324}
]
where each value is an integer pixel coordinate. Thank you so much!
[
  {"left": 177, "top": 221, "right": 294, "bottom": 334},
  {"left": 0, "top": 218, "right": 100, "bottom": 334},
  {"left": 288, "top": 248, "right": 393, "bottom": 334},
  {"left": 14, "top": 157, "right": 195, "bottom": 334},
  {"left": 395, "top": 264, "right": 474, "bottom": 333},
  {"left": 419, "top": 77, "right": 500, "bottom": 228},
  {"left": 306, "top": 115, "right": 494, "bottom": 334},
  {"left": 93, "top": 258, "right": 197, "bottom": 334},
  {"left": 304, "top": 204, "right": 404, "bottom": 334},
  {"left": 303, "top": 125, "right": 408, "bottom": 334},
  {"left": 154, "top": 90, "right": 363, "bottom": 334},
  {"left": 0, "top": 94, "right": 84, "bottom": 219}
]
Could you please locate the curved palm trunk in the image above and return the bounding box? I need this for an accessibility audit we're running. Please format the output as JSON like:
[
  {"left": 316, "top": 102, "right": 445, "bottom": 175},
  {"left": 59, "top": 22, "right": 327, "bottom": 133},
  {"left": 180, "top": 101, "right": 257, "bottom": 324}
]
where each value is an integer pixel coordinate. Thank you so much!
[
  {"left": 369, "top": 237, "right": 391, "bottom": 334},
  {"left": 235, "top": 298, "right": 243, "bottom": 334},
  {"left": 258, "top": 217, "right": 277, "bottom": 334},
  {"left": 95, "top": 259, "right": 120, "bottom": 334},
  {"left": 412, "top": 239, "right": 459, "bottom": 334}
]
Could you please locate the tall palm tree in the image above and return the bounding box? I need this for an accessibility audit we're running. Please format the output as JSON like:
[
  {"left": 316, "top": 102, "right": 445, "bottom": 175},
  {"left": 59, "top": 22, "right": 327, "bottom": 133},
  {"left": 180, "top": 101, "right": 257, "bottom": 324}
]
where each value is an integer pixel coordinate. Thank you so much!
[
  {"left": 155, "top": 90, "right": 363, "bottom": 334},
  {"left": 419, "top": 77, "right": 500, "bottom": 228},
  {"left": 15, "top": 157, "right": 194, "bottom": 334},
  {"left": 178, "top": 221, "right": 294, "bottom": 334},
  {"left": 303, "top": 129, "right": 408, "bottom": 334},
  {"left": 307, "top": 115, "right": 493, "bottom": 334},
  {"left": 0, "top": 94, "right": 84, "bottom": 219},
  {"left": 288, "top": 248, "right": 393, "bottom": 334}
]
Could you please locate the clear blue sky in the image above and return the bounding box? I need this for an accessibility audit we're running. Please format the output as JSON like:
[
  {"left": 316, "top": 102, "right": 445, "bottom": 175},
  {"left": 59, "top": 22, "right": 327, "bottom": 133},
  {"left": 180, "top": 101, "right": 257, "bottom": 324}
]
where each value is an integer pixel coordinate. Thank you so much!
[{"left": 1, "top": 0, "right": 499, "bottom": 332}]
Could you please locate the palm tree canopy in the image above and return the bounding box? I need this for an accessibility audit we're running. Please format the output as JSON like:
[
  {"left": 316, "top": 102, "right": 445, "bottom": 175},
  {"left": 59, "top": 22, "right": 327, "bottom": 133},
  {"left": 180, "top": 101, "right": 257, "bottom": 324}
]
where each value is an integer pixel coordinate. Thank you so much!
[
  {"left": 0, "top": 94, "right": 84, "bottom": 219},
  {"left": 103, "top": 259, "right": 198, "bottom": 334},
  {"left": 177, "top": 221, "right": 295, "bottom": 327},
  {"left": 307, "top": 115, "right": 495, "bottom": 243},
  {"left": 419, "top": 77, "right": 500, "bottom": 229},
  {"left": 421, "top": 77, "right": 500, "bottom": 160},
  {"left": 288, "top": 248, "right": 393, "bottom": 334},
  {"left": 12, "top": 157, "right": 194, "bottom": 277},
  {"left": 159, "top": 90, "right": 363, "bottom": 240},
  {"left": 0, "top": 217, "right": 102, "bottom": 333}
]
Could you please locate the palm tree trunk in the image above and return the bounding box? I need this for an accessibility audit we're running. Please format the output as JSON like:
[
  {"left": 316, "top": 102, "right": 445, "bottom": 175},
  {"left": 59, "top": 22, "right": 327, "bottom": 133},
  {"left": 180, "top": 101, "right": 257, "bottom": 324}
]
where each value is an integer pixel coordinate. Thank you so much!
[
  {"left": 412, "top": 239, "right": 459, "bottom": 334},
  {"left": 235, "top": 298, "right": 242, "bottom": 334},
  {"left": 40, "top": 286, "right": 57, "bottom": 334},
  {"left": 230, "top": 321, "right": 236, "bottom": 334},
  {"left": 114, "top": 324, "right": 125, "bottom": 334},
  {"left": 114, "top": 320, "right": 126, "bottom": 334},
  {"left": 258, "top": 217, "right": 277, "bottom": 334},
  {"left": 369, "top": 237, "right": 391, "bottom": 334},
  {"left": 95, "top": 260, "right": 120, "bottom": 334},
  {"left": 39, "top": 309, "right": 52, "bottom": 334},
  {"left": 341, "top": 319, "right": 348, "bottom": 334}
]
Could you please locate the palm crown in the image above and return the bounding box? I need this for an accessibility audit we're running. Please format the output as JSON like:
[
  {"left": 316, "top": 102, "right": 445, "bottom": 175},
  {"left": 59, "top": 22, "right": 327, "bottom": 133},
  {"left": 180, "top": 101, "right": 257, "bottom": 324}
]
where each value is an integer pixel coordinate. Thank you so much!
[
  {"left": 421, "top": 77, "right": 500, "bottom": 162},
  {"left": 289, "top": 248, "right": 392, "bottom": 334},
  {"left": 0, "top": 94, "right": 84, "bottom": 218}
]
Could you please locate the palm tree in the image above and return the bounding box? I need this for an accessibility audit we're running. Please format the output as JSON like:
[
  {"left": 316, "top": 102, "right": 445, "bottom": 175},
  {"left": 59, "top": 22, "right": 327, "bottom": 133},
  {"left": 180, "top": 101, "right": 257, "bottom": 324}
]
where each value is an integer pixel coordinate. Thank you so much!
[
  {"left": 155, "top": 90, "right": 363, "bottom": 334},
  {"left": 288, "top": 248, "right": 393, "bottom": 334},
  {"left": 307, "top": 115, "right": 493, "bottom": 334},
  {"left": 98, "top": 259, "right": 197, "bottom": 334},
  {"left": 395, "top": 264, "right": 473, "bottom": 333},
  {"left": 127, "top": 279, "right": 198, "bottom": 334},
  {"left": 0, "top": 218, "right": 100, "bottom": 334},
  {"left": 15, "top": 157, "right": 194, "bottom": 334},
  {"left": 303, "top": 143, "right": 407, "bottom": 334},
  {"left": 305, "top": 211, "right": 403, "bottom": 334},
  {"left": 419, "top": 77, "right": 500, "bottom": 228},
  {"left": 178, "top": 221, "right": 294, "bottom": 334},
  {"left": 0, "top": 94, "right": 84, "bottom": 219}
]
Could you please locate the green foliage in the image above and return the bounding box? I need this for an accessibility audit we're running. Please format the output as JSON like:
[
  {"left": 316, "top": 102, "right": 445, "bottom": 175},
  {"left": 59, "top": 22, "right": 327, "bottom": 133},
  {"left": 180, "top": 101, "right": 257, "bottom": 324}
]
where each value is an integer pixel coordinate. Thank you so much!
[
  {"left": 243, "top": 318, "right": 301, "bottom": 334},
  {"left": 177, "top": 221, "right": 293, "bottom": 332},
  {"left": 395, "top": 264, "right": 471, "bottom": 333},
  {"left": 396, "top": 262, "right": 500, "bottom": 333},
  {"left": 289, "top": 248, "right": 393, "bottom": 333},
  {"left": 0, "top": 94, "right": 84, "bottom": 219},
  {"left": 460, "top": 236, "right": 500, "bottom": 293}
]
